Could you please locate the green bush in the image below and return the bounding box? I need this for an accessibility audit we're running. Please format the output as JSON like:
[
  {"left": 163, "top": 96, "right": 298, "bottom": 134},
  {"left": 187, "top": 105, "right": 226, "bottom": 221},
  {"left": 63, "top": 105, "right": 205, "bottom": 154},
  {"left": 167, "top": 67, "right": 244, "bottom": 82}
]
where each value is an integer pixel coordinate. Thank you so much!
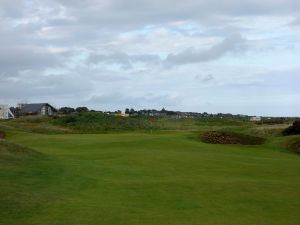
[
  {"left": 282, "top": 121, "right": 300, "bottom": 136},
  {"left": 53, "top": 112, "right": 156, "bottom": 132},
  {"left": 201, "top": 131, "right": 265, "bottom": 145}
]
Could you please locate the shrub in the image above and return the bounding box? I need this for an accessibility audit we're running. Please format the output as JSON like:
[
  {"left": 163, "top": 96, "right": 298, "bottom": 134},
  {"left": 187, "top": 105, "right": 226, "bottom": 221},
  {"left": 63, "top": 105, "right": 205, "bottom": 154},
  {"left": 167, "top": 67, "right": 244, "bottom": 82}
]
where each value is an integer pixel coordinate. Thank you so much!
[
  {"left": 282, "top": 121, "right": 300, "bottom": 136},
  {"left": 201, "top": 131, "right": 265, "bottom": 145},
  {"left": 52, "top": 112, "right": 155, "bottom": 132}
]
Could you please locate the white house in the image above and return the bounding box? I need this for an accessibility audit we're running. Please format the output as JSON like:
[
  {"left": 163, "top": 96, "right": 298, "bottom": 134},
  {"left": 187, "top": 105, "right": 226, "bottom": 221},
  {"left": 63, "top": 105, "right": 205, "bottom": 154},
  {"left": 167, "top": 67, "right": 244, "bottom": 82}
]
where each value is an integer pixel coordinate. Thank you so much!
[
  {"left": 250, "top": 116, "right": 262, "bottom": 122},
  {"left": 0, "top": 105, "right": 15, "bottom": 119}
]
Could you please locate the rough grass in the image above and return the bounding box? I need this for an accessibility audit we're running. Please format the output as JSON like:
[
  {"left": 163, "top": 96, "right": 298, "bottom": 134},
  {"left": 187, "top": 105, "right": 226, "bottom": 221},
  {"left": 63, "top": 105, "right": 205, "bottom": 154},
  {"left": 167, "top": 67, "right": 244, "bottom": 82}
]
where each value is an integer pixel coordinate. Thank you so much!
[
  {"left": 292, "top": 141, "right": 300, "bottom": 153},
  {"left": 0, "top": 116, "right": 73, "bottom": 134},
  {"left": 285, "top": 137, "right": 300, "bottom": 154},
  {"left": 1, "top": 114, "right": 251, "bottom": 134},
  {"left": 0, "top": 130, "right": 5, "bottom": 139},
  {"left": 0, "top": 140, "right": 41, "bottom": 161}
]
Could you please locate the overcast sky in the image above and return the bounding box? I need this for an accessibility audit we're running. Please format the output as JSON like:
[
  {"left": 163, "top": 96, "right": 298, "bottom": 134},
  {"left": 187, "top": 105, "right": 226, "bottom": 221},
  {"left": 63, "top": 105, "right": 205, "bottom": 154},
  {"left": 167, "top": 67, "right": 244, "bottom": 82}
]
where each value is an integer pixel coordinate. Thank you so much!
[{"left": 0, "top": 0, "right": 299, "bottom": 116}]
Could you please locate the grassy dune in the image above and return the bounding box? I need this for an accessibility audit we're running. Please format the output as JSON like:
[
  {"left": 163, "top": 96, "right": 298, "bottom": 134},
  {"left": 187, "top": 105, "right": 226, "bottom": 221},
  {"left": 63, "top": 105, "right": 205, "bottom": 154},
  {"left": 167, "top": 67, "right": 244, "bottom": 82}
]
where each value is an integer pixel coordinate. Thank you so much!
[{"left": 0, "top": 118, "right": 300, "bottom": 225}]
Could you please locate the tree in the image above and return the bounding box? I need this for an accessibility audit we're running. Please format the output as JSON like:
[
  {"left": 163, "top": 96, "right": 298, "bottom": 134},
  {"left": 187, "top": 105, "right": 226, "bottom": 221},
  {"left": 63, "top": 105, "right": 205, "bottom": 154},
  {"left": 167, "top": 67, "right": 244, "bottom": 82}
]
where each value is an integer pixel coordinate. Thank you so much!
[
  {"left": 59, "top": 107, "right": 75, "bottom": 115},
  {"left": 129, "top": 108, "right": 135, "bottom": 114},
  {"left": 125, "top": 108, "right": 130, "bottom": 114},
  {"left": 75, "top": 107, "right": 89, "bottom": 113}
]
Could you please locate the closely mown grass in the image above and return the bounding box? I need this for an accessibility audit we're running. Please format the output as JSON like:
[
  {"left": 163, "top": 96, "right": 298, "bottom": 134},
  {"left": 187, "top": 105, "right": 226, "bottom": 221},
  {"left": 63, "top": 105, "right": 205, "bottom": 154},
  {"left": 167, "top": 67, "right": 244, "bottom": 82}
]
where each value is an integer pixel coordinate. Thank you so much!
[{"left": 0, "top": 116, "right": 299, "bottom": 225}]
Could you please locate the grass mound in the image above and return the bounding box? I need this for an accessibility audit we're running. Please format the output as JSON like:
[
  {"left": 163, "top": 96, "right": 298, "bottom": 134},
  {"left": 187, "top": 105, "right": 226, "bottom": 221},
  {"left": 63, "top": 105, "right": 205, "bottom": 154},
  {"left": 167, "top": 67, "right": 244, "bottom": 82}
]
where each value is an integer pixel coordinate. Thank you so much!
[
  {"left": 293, "top": 142, "right": 300, "bottom": 153},
  {"left": 201, "top": 131, "right": 265, "bottom": 145},
  {"left": 0, "top": 140, "right": 42, "bottom": 161},
  {"left": 0, "top": 139, "right": 60, "bottom": 225},
  {"left": 288, "top": 140, "right": 300, "bottom": 154}
]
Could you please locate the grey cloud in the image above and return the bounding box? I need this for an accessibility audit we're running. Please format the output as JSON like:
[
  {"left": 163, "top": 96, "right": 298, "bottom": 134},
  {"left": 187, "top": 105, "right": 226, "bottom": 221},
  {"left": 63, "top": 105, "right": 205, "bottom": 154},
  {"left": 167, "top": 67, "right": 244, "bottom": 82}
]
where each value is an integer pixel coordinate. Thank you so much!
[
  {"left": 195, "top": 74, "right": 214, "bottom": 82},
  {"left": 202, "top": 74, "right": 214, "bottom": 82},
  {"left": 92, "top": 74, "right": 130, "bottom": 82},
  {"left": 72, "top": 0, "right": 300, "bottom": 27},
  {"left": 88, "top": 52, "right": 161, "bottom": 69},
  {"left": 0, "top": 46, "right": 62, "bottom": 74},
  {"left": 52, "top": 0, "right": 300, "bottom": 27},
  {"left": 290, "top": 17, "right": 300, "bottom": 26},
  {"left": 2, "top": 1, "right": 300, "bottom": 34},
  {"left": 0, "top": 0, "right": 299, "bottom": 115},
  {"left": 89, "top": 52, "right": 132, "bottom": 69},
  {"left": 9, "top": 0, "right": 291, "bottom": 38},
  {"left": 165, "top": 33, "right": 247, "bottom": 66},
  {"left": 87, "top": 92, "right": 181, "bottom": 110},
  {"left": 0, "top": 0, "right": 26, "bottom": 18},
  {"left": 0, "top": 72, "right": 92, "bottom": 101},
  {"left": 0, "top": 14, "right": 70, "bottom": 76}
]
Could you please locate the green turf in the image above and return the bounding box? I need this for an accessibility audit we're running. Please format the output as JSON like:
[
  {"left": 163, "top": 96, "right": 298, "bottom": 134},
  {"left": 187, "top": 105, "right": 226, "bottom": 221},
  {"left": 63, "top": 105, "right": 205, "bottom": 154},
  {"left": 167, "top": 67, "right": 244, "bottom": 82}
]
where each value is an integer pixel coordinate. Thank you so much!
[{"left": 1, "top": 129, "right": 300, "bottom": 225}]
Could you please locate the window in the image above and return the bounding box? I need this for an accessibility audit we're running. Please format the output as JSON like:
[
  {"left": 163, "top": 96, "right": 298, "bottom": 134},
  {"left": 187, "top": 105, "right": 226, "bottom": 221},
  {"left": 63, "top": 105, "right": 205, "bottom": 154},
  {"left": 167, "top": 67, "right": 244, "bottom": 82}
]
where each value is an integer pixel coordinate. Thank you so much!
[{"left": 41, "top": 106, "right": 46, "bottom": 115}]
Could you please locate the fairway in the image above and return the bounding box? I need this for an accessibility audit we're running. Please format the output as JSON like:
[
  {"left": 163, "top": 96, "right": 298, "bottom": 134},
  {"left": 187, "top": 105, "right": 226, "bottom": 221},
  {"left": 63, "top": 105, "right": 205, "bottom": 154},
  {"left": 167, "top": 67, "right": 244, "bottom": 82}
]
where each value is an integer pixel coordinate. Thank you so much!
[{"left": 1, "top": 131, "right": 300, "bottom": 225}]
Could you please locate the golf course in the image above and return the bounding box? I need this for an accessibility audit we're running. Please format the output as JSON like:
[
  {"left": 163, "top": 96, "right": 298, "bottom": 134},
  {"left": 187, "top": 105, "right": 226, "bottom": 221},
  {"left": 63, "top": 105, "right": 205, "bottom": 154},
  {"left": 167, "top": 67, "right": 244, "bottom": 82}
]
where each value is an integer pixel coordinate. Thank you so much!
[{"left": 1, "top": 116, "right": 300, "bottom": 225}]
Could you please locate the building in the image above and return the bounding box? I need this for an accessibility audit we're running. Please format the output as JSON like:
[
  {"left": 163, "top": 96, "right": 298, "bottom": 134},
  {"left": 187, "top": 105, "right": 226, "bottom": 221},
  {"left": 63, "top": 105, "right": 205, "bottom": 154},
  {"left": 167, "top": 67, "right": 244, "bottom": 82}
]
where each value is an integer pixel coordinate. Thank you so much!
[
  {"left": 250, "top": 116, "right": 262, "bottom": 122},
  {"left": 113, "top": 113, "right": 129, "bottom": 117},
  {"left": 0, "top": 105, "right": 15, "bottom": 119},
  {"left": 19, "top": 103, "right": 57, "bottom": 116}
]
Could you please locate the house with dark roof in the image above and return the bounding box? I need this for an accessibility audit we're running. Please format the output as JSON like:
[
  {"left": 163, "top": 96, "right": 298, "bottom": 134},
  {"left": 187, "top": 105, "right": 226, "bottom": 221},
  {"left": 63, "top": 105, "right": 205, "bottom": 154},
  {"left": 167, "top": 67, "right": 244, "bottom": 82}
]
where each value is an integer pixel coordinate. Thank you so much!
[{"left": 19, "top": 103, "right": 57, "bottom": 116}]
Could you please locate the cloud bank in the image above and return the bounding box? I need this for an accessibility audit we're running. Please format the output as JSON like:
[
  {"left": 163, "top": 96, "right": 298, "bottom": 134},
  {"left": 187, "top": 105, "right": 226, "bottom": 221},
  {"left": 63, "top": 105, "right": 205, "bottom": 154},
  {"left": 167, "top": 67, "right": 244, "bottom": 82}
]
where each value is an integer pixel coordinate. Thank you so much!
[{"left": 0, "top": 0, "right": 299, "bottom": 116}]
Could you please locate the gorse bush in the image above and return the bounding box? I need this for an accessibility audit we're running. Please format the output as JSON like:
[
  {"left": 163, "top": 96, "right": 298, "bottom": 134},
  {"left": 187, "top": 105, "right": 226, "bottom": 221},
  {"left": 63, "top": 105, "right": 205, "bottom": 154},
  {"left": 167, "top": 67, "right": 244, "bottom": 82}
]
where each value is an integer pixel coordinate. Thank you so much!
[
  {"left": 282, "top": 121, "right": 300, "bottom": 136},
  {"left": 201, "top": 131, "right": 265, "bottom": 145}
]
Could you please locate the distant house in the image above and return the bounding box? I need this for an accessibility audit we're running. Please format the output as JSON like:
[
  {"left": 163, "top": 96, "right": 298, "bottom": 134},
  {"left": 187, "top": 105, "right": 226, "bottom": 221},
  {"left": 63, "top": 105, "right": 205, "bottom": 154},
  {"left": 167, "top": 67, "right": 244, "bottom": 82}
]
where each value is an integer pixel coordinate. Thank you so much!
[
  {"left": 19, "top": 103, "right": 57, "bottom": 116},
  {"left": 114, "top": 113, "right": 129, "bottom": 117},
  {"left": 0, "top": 105, "right": 15, "bottom": 119},
  {"left": 250, "top": 116, "right": 262, "bottom": 122}
]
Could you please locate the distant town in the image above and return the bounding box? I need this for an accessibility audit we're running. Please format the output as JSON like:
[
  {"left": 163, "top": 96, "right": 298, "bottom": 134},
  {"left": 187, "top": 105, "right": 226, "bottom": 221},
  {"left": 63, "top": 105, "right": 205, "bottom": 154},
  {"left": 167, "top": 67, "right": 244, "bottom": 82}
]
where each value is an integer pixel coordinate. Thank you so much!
[{"left": 0, "top": 102, "right": 298, "bottom": 123}]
